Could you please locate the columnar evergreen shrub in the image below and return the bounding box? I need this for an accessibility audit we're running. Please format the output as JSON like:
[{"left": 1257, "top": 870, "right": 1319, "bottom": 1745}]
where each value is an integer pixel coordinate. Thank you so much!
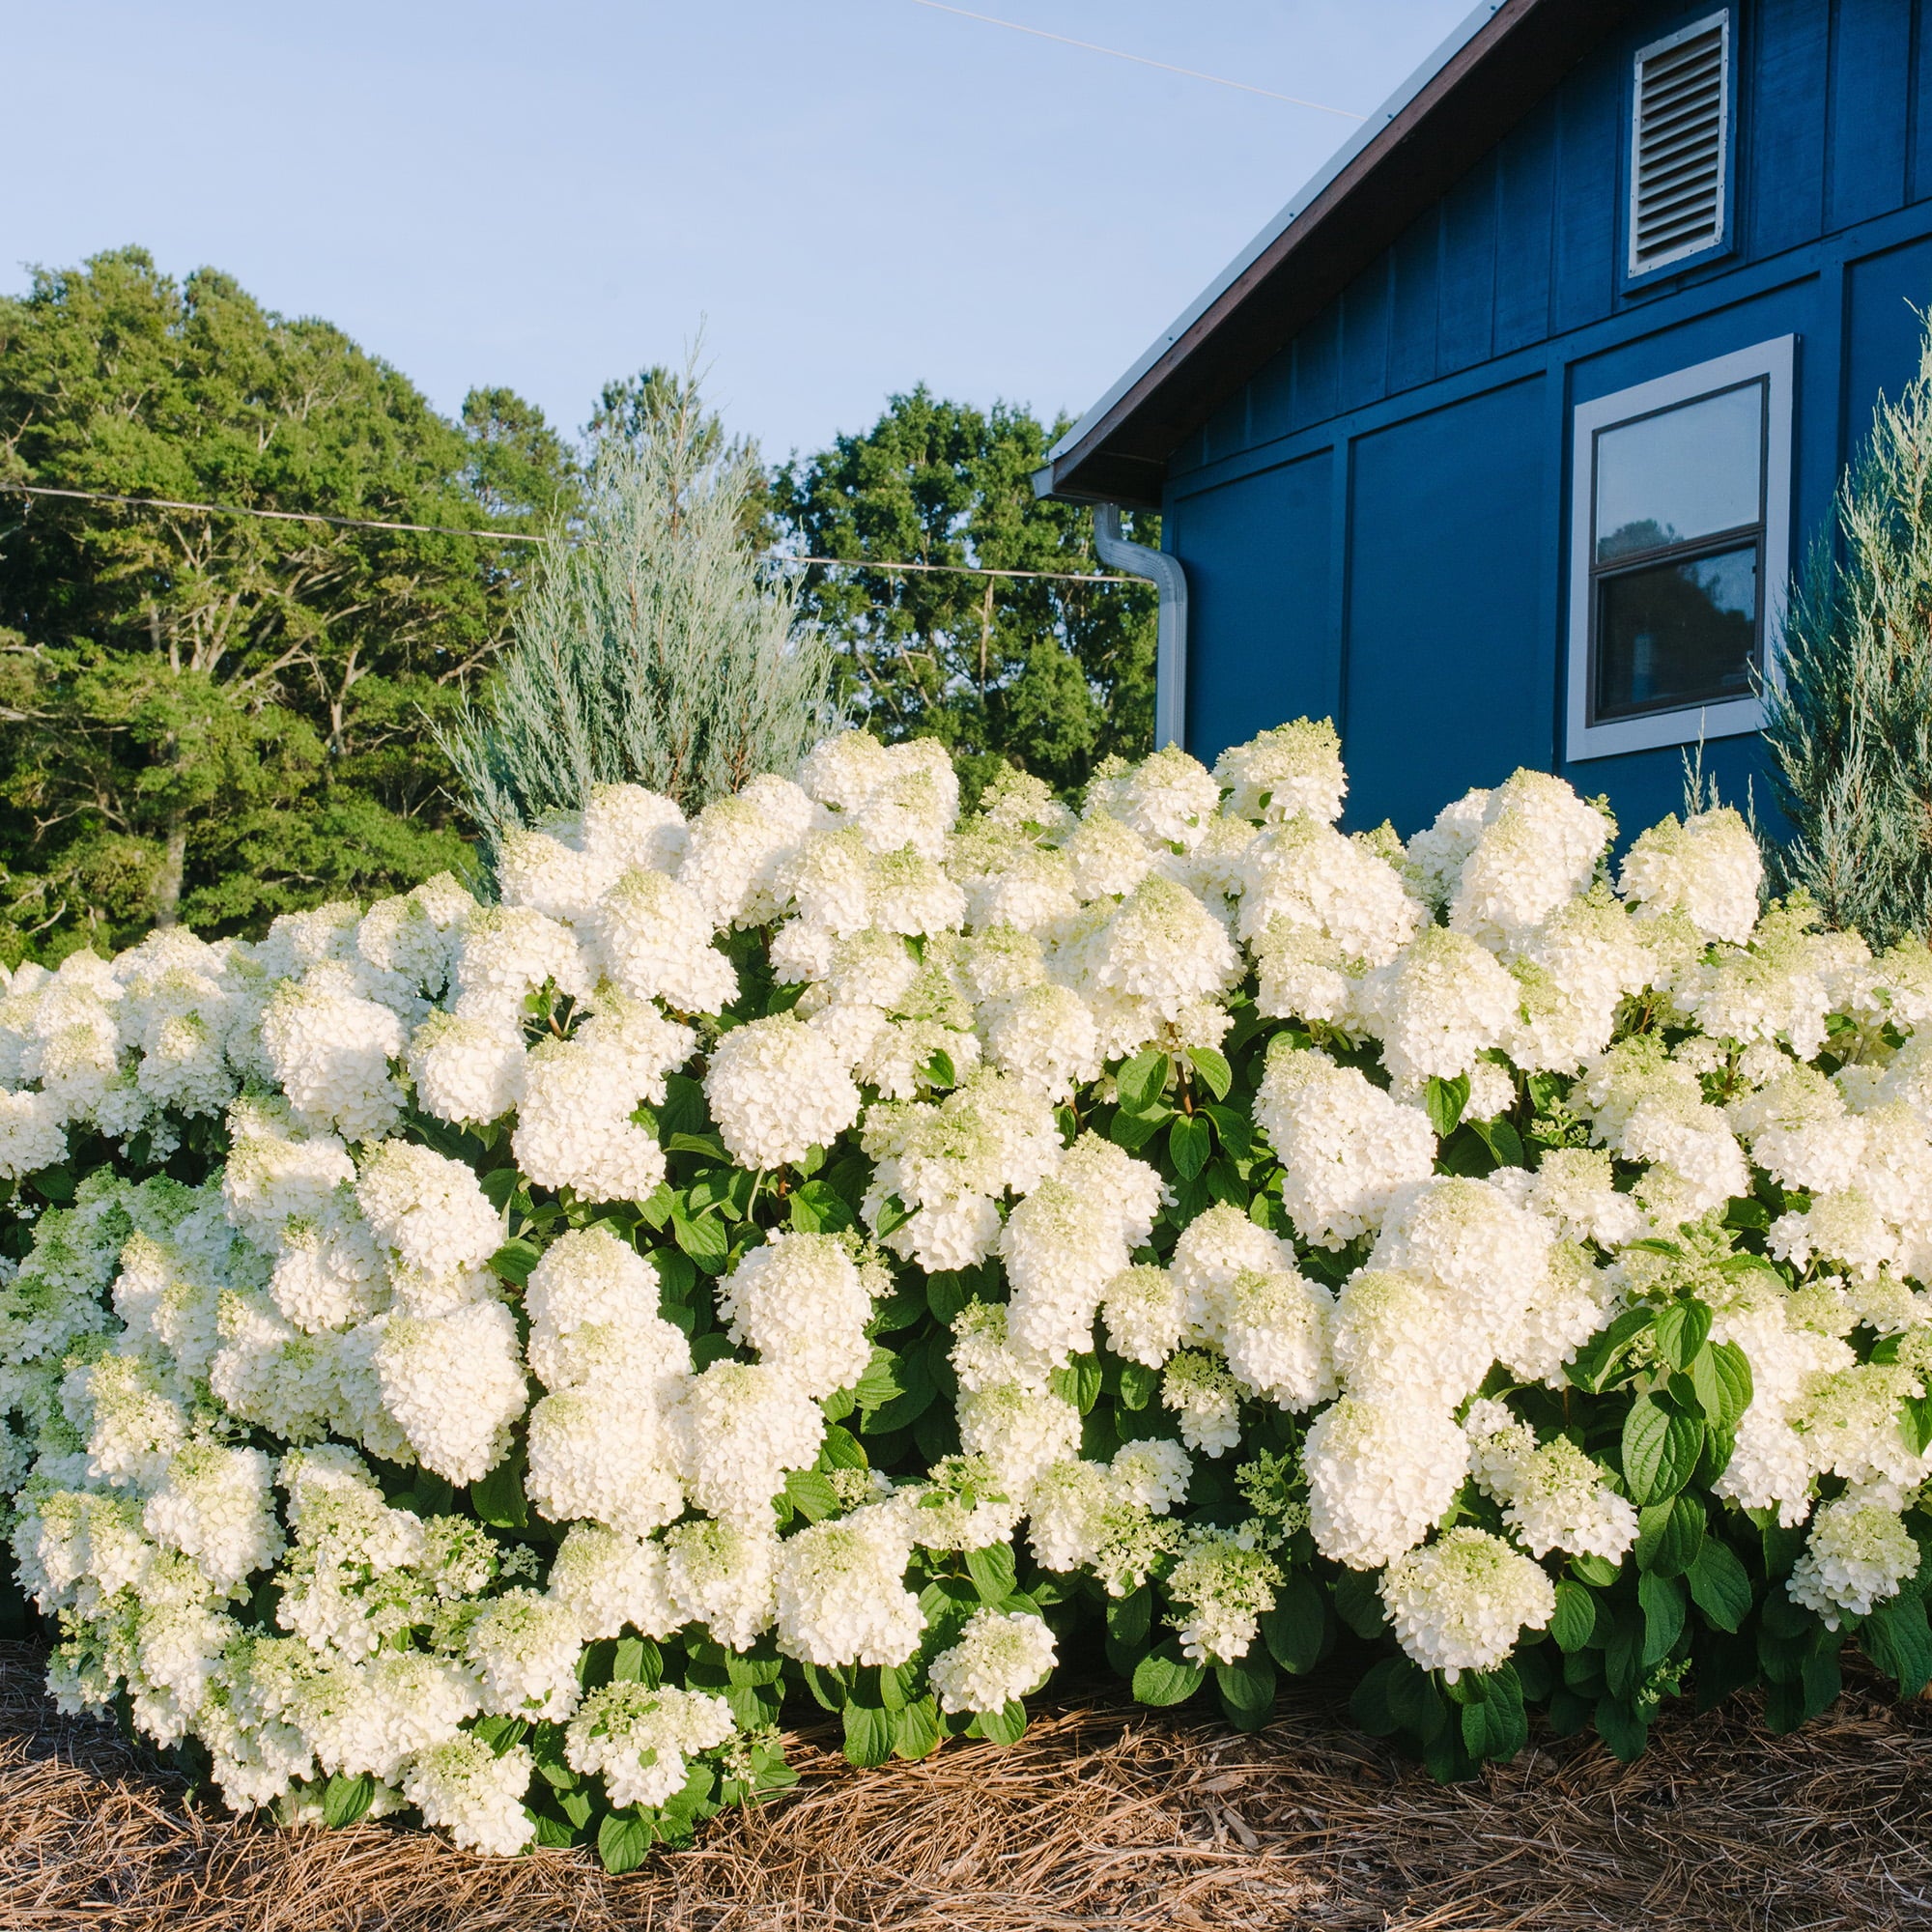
[
  {"left": 1764, "top": 314, "right": 1932, "bottom": 948},
  {"left": 444, "top": 375, "right": 838, "bottom": 850},
  {"left": 5, "top": 724, "right": 1932, "bottom": 1865}
]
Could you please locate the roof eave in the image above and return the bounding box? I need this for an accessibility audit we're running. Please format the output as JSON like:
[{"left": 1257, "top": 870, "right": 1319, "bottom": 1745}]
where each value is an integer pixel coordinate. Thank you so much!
[{"left": 1037, "top": 0, "right": 1642, "bottom": 508}]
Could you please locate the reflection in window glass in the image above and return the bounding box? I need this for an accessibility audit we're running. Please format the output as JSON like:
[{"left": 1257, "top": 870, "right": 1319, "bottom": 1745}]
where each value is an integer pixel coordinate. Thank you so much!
[
  {"left": 1594, "top": 382, "right": 1763, "bottom": 562},
  {"left": 1595, "top": 543, "right": 1757, "bottom": 721}
]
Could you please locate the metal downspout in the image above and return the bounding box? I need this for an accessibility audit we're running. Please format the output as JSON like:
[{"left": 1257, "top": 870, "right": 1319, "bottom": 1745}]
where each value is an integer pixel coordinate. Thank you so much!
[{"left": 1092, "top": 504, "right": 1188, "bottom": 751}]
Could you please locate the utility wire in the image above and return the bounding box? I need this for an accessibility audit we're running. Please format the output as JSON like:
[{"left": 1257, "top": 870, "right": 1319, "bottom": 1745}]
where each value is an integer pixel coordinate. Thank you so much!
[
  {"left": 0, "top": 479, "right": 1138, "bottom": 584},
  {"left": 907, "top": 1, "right": 1366, "bottom": 119}
]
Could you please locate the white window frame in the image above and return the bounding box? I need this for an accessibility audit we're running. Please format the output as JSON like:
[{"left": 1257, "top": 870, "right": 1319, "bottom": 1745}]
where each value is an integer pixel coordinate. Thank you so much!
[
  {"left": 1565, "top": 335, "right": 1794, "bottom": 762},
  {"left": 1627, "top": 11, "right": 1732, "bottom": 281}
]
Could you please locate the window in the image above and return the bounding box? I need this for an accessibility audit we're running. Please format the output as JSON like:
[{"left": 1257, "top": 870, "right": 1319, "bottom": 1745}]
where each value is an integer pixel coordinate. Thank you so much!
[
  {"left": 1628, "top": 14, "right": 1731, "bottom": 279},
  {"left": 1566, "top": 336, "right": 1793, "bottom": 761}
]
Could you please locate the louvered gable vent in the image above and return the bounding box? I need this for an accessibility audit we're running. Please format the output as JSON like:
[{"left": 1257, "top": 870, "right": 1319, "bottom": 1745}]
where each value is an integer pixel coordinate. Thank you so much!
[{"left": 1629, "top": 15, "right": 1729, "bottom": 276}]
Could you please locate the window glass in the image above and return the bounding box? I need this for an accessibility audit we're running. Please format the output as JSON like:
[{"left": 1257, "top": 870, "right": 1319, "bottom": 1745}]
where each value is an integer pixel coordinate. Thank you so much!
[
  {"left": 1593, "top": 381, "right": 1763, "bottom": 562},
  {"left": 1594, "top": 542, "right": 1757, "bottom": 720}
]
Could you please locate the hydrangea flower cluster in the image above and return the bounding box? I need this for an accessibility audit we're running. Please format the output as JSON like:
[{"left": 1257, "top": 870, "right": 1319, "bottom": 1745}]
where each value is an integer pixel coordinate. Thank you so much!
[{"left": 6, "top": 722, "right": 1932, "bottom": 1857}]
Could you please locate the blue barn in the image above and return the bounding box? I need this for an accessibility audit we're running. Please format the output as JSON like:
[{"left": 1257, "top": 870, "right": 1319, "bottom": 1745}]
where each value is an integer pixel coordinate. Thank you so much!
[{"left": 1035, "top": 0, "right": 1932, "bottom": 836}]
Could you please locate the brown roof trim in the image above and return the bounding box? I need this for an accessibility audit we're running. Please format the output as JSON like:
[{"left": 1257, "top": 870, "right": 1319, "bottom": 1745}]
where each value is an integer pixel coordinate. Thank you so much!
[{"left": 1038, "top": 0, "right": 1645, "bottom": 507}]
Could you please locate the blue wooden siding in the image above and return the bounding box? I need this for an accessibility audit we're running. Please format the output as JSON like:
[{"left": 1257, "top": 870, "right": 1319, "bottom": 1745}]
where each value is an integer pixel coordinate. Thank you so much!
[{"left": 1166, "top": 0, "right": 1932, "bottom": 836}]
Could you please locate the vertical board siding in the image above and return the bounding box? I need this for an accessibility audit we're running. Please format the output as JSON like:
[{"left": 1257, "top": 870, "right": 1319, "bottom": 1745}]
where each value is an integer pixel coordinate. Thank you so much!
[
  {"left": 1340, "top": 256, "right": 1394, "bottom": 414},
  {"left": 1248, "top": 340, "right": 1296, "bottom": 449},
  {"left": 1550, "top": 57, "right": 1621, "bottom": 336},
  {"left": 1845, "top": 235, "right": 1932, "bottom": 452},
  {"left": 1175, "top": 452, "right": 1336, "bottom": 767},
  {"left": 1342, "top": 379, "right": 1550, "bottom": 835},
  {"left": 1748, "top": 0, "right": 1831, "bottom": 257},
  {"left": 1439, "top": 159, "right": 1500, "bottom": 373},
  {"left": 1390, "top": 213, "right": 1443, "bottom": 395},
  {"left": 1495, "top": 104, "right": 1558, "bottom": 353},
  {"left": 1911, "top": 0, "right": 1932, "bottom": 202},
  {"left": 1292, "top": 305, "right": 1341, "bottom": 433},
  {"left": 1827, "top": 0, "right": 1914, "bottom": 232}
]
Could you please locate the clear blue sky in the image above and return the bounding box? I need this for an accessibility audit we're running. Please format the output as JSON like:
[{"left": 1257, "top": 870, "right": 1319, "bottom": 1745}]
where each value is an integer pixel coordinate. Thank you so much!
[{"left": 6, "top": 0, "right": 1473, "bottom": 460}]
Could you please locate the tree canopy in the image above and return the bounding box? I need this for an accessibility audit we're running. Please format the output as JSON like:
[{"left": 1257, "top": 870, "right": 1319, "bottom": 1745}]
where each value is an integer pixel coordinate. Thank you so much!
[
  {"left": 772, "top": 387, "right": 1155, "bottom": 801},
  {"left": 0, "top": 247, "right": 574, "bottom": 960}
]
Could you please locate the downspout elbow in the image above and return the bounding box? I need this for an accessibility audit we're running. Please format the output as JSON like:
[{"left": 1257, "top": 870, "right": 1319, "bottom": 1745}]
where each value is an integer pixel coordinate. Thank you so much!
[{"left": 1092, "top": 503, "right": 1188, "bottom": 752}]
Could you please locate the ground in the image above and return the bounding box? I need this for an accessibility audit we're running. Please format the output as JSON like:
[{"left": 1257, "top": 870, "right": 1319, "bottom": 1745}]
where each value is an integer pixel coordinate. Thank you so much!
[{"left": 5, "top": 1641, "right": 1930, "bottom": 1930}]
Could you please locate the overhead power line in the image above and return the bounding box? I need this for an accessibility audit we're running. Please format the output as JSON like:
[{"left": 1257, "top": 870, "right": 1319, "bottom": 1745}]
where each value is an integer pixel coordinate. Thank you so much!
[
  {"left": 0, "top": 479, "right": 1138, "bottom": 585},
  {"left": 907, "top": 1, "right": 1367, "bottom": 119}
]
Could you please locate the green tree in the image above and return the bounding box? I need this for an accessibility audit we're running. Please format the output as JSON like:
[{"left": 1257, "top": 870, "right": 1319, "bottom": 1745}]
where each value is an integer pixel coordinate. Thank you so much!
[
  {"left": 446, "top": 370, "right": 839, "bottom": 845},
  {"left": 0, "top": 247, "right": 572, "bottom": 960},
  {"left": 772, "top": 387, "right": 1156, "bottom": 801},
  {"left": 1764, "top": 313, "right": 1932, "bottom": 947}
]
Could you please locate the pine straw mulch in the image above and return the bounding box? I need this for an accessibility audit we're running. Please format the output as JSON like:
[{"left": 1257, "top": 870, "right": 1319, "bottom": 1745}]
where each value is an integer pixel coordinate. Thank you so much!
[{"left": 6, "top": 1640, "right": 1932, "bottom": 1932}]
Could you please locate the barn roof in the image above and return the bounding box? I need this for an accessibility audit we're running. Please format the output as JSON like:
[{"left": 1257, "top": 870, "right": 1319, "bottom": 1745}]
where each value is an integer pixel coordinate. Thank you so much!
[{"left": 1034, "top": 0, "right": 1645, "bottom": 508}]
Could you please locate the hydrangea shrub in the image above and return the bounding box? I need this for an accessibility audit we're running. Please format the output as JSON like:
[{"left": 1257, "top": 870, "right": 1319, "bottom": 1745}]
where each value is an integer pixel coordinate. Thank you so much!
[{"left": 6, "top": 724, "right": 1932, "bottom": 1863}]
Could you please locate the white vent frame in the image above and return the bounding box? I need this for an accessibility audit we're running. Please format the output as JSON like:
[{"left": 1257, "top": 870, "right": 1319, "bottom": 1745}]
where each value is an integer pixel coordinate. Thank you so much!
[
  {"left": 1627, "top": 13, "right": 1732, "bottom": 279},
  {"left": 1565, "top": 336, "right": 1794, "bottom": 764}
]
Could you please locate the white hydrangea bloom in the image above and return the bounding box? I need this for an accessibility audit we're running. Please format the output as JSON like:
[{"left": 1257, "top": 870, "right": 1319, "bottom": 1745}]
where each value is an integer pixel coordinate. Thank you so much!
[
  {"left": 1215, "top": 1264, "right": 1336, "bottom": 1409},
  {"left": 355, "top": 1139, "right": 502, "bottom": 1307},
  {"left": 592, "top": 866, "right": 740, "bottom": 1013},
  {"left": 677, "top": 779, "right": 817, "bottom": 929},
  {"left": 141, "top": 1442, "right": 284, "bottom": 1595},
  {"left": 1081, "top": 875, "right": 1240, "bottom": 1020},
  {"left": 1256, "top": 1046, "right": 1436, "bottom": 1248},
  {"left": 402, "top": 1733, "right": 535, "bottom": 1857},
  {"left": 582, "top": 782, "right": 688, "bottom": 874},
  {"left": 1160, "top": 1350, "right": 1243, "bottom": 1457},
  {"left": 1234, "top": 814, "right": 1421, "bottom": 964},
  {"left": 1445, "top": 770, "right": 1611, "bottom": 949},
  {"left": 1355, "top": 927, "right": 1519, "bottom": 1091},
  {"left": 716, "top": 1232, "right": 873, "bottom": 1399},
  {"left": 1000, "top": 1178, "right": 1127, "bottom": 1368},
  {"left": 956, "top": 1380, "right": 1083, "bottom": 1495},
  {"left": 371, "top": 1300, "right": 528, "bottom": 1485},
  {"left": 451, "top": 905, "right": 592, "bottom": 1027},
  {"left": 512, "top": 1007, "right": 691, "bottom": 1204},
  {"left": 1729, "top": 1065, "right": 1868, "bottom": 1195},
  {"left": 564, "top": 1681, "right": 734, "bottom": 1810},
  {"left": 928, "top": 1608, "right": 1058, "bottom": 1714},
  {"left": 1167, "top": 1524, "right": 1283, "bottom": 1664},
  {"left": 496, "top": 827, "right": 620, "bottom": 926},
  {"left": 406, "top": 1010, "right": 526, "bottom": 1127},
  {"left": 663, "top": 1517, "right": 778, "bottom": 1649},
  {"left": 1167, "top": 1203, "right": 1298, "bottom": 1344},
  {"left": 1303, "top": 1395, "right": 1467, "bottom": 1569},
  {"left": 1214, "top": 719, "right": 1347, "bottom": 824},
  {"left": 705, "top": 1014, "right": 861, "bottom": 1171},
  {"left": 979, "top": 981, "right": 1101, "bottom": 1101},
  {"left": 1788, "top": 1492, "right": 1920, "bottom": 1628},
  {"left": 1619, "top": 807, "right": 1762, "bottom": 946},
  {"left": 1463, "top": 1404, "right": 1637, "bottom": 1562},
  {"left": 287, "top": 1649, "right": 479, "bottom": 1784},
  {"left": 1380, "top": 1527, "right": 1556, "bottom": 1681},
  {"left": 546, "top": 1523, "right": 680, "bottom": 1640},
  {"left": 668, "top": 1361, "right": 825, "bottom": 1523},
  {"left": 259, "top": 968, "right": 406, "bottom": 1143},
  {"left": 526, "top": 1391, "right": 684, "bottom": 1535},
  {"left": 466, "top": 1587, "right": 585, "bottom": 1719},
  {"left": 774, "top": 1503, "right": 923, "bottom": 1666},
  {"left": 1101, "top": 1264, "right": 1187, "bottom": 1369},
  {"left": 0, "top": 1087, "right": 67, "bottom": 1179}
]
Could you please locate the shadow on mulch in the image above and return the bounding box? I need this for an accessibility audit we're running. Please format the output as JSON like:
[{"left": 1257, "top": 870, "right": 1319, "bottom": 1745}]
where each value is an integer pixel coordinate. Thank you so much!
[{"left": 5, "top": 1638, "right": 1931, "bottom": 1930}]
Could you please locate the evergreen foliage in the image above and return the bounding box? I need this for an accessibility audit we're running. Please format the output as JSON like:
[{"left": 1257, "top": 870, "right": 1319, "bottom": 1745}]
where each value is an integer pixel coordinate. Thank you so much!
[
  {"left": 446, "top": 371, "right": 839, "bottom": 847},
  {"left": 1764, "top": 313, "right": 1932, "bottom": 947},
  {"left": 0, "top": 248, "right": 575, "bottom": 963},
  {"left": 773, "top": 388, "right": 1156, "bottom": 803}
]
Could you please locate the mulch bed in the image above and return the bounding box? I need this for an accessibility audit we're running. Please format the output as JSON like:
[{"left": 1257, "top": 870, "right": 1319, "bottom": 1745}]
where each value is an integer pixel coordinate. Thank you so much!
[{"left": 5, "top": 1638, "right": 1931, "bottom": 1930}]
